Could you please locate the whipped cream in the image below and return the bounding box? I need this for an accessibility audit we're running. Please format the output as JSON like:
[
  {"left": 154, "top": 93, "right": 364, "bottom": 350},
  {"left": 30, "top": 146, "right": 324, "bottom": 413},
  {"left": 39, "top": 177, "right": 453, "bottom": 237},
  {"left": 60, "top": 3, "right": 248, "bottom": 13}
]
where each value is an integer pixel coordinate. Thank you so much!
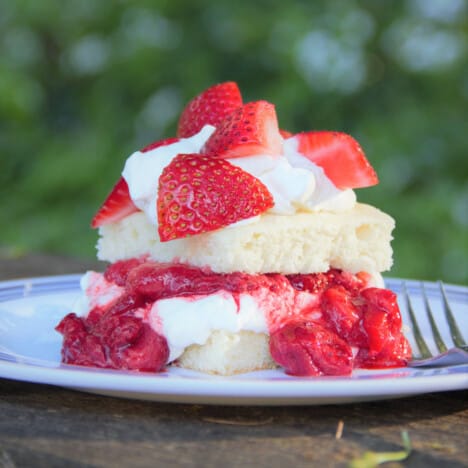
[
  {"left": 122, "top": 125, "right": 356, "bottom": 228},
  {"left": 123, "top": 125, "right": 215, "bottom": 225},
  {"left": 148, "top": 292, "right": 269, "bottom": 361}
]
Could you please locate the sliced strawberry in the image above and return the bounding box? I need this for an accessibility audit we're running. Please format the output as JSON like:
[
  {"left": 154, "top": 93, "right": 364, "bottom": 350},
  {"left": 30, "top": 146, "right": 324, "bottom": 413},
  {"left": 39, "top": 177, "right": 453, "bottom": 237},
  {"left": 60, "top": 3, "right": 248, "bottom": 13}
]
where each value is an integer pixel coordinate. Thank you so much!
[
  {"left": 91, "top": 178, "right": 138, "bottom": 228},
  {"left": 177, "top": 82, "right": 243, "bottom": 138},
  {"left": 279, "top": 129, "right": 293, "bottom": 139},
  {"left": 202, "top": 101, "right": 283, "bottom": 158},
  {"left": 290, "top": 131, "right": 378, "bottom": 189},
  {"left": 140, "top": 136, "right": 180, "bottom": 153},
  {"left": 91, "top": 138, "right": 181, "bottom": 228},
  {"left": 157, "top": 153, "right": 274, "bottom": 241}
]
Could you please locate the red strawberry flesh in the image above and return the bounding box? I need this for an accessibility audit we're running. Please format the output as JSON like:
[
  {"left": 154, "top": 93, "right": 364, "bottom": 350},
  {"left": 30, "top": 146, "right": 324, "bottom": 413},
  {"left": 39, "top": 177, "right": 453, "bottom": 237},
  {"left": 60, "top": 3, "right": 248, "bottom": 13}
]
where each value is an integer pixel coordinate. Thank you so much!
[
  {"left": 56, "top": 310, "right": 169, "bottom": 372},
  {"left": 157, "top": 153, "right": 274, "bottom": 241},
  {"left": 202, "top": 101, "right": 283, "bottom": 159},
  {"left": 91, "top": 137, "right": 180, "bottom": 229},
  {"left": 269, "top": 320, "right": 354, "bottom": 376},
  {"left": 140, "top": 136, "right": 180, "bottom": 153},
  {"left": 279, "top": 129, "right": 293, "bottom": 139},
  {"left": 291, "top": 131, "right": 378, "bottom": 189},
  {"left": 177, "top": 82, "right": 243, "bottom": 138},
  {"left": 91, "top": 177, "right": 138, "bottom": 228}
]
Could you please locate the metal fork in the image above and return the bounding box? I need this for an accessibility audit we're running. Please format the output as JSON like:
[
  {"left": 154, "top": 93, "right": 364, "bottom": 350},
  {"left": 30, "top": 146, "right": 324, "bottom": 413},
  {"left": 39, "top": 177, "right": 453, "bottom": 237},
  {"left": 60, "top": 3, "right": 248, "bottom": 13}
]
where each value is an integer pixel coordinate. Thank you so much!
[{"left": 403, "top": 281, "right": 468, "bottom": 367}]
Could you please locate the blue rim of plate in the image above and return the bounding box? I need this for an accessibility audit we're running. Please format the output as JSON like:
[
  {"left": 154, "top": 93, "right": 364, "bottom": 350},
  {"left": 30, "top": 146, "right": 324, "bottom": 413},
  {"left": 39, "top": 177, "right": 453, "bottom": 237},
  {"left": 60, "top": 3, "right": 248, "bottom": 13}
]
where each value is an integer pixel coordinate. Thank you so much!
[{"left": 0, "top": 274, "right": 467, "bottom": 405}]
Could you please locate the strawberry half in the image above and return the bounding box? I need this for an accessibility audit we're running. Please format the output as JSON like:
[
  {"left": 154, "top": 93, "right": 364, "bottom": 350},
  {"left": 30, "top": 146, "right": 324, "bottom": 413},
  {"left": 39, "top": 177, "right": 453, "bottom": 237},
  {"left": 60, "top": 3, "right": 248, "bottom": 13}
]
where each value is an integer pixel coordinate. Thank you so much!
[
  {"left": 157, "top": 153, "right": 274, "bottom": 241},
  {"left": 201, "top": 101, "right": 283, "bottom": 159},
  {"left": 290, "top": 131, "right": 378, "bottom": 189},
  {"left": 91, "top": 138, "right": 180, "bottom": 228},
  {"left": 177, "top": 82, "right": 243, "bottom": 138},
  {"left": 140, "top": 136, "right": 180, "bottom": 153},
  {"left": 279, "top": 129, "right": 293, "bottom": 139},
  {"left": 91, "top": 177, "right": 139, "bottom": 228}
]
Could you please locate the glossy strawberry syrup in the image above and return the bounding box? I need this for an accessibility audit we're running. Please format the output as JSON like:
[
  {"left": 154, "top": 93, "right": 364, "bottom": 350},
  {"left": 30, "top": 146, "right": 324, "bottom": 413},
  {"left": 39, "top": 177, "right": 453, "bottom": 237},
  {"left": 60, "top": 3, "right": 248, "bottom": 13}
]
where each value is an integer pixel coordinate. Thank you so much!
[{"left": 56, "top": 260, "right": 411, "bottom": 376}]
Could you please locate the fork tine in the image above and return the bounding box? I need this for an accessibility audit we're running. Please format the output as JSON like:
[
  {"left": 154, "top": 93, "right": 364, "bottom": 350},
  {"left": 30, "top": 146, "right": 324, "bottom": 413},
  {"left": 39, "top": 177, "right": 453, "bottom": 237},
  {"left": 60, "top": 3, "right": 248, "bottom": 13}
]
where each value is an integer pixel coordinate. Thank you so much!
[
  {"left": 421, "top": 282, "right": 447, "bottom": 353},
  {"left": 403, "top": 281, "right": 431, "bottom": 359},
  {"left": 439, "top": 281, "right": 466, "bottom": 348}
]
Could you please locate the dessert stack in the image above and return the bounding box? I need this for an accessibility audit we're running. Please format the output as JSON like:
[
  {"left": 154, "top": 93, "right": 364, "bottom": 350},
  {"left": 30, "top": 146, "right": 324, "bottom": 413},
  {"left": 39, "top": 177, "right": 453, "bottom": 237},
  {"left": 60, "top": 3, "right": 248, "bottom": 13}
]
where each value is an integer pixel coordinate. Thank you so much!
[{"left": 56, "top": 82, "right": 411, "bottom": 376}]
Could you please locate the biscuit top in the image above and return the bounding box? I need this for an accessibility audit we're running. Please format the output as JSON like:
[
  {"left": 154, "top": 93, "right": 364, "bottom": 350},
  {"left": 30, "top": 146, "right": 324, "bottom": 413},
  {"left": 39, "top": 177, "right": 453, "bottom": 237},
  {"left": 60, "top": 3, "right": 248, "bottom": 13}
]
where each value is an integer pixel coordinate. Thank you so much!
[{"left": 97, "top": 203, "right": 394, "bottom": 275}]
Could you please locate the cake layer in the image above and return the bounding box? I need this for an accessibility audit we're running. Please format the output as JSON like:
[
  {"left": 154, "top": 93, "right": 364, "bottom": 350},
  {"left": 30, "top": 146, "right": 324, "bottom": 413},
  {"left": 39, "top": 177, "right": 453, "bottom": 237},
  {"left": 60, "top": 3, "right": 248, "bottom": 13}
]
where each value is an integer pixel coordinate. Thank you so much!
[
  {"left": 176, "top": 330, "right": 277, "bottom": 375},
  {"left": 97, "top": 203, "right": 394, "bottom": 274}
]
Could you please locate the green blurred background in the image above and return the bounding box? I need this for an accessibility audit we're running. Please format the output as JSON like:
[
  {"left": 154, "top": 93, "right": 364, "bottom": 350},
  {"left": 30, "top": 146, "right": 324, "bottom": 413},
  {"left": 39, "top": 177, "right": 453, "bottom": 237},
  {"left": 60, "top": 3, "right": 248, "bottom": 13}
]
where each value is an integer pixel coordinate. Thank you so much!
[{"left": 1, "top": 0, "right": 467, "bottom": 284}]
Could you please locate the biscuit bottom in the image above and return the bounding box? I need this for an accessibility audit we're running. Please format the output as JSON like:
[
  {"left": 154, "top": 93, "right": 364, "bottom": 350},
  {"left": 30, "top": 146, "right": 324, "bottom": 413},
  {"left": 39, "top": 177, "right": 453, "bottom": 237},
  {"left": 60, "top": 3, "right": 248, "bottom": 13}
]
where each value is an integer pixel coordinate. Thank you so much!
[{"left": 176, "top": 330, "right": 277, "bottom": 375}]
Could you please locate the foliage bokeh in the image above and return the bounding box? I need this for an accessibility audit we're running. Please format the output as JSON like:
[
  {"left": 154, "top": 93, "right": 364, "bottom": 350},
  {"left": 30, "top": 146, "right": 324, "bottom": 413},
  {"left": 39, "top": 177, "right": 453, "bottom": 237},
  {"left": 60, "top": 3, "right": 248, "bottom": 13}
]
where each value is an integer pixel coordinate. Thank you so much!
[{"left": 1, "top": 0, "right": 467, "bottom": 284}]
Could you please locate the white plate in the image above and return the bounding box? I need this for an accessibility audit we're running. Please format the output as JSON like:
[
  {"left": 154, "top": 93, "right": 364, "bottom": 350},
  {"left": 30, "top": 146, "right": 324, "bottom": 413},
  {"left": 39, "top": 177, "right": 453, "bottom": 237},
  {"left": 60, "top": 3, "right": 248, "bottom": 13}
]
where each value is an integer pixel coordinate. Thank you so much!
[{"left": 0, "top": 275, "right": 467, "bottom": 405}]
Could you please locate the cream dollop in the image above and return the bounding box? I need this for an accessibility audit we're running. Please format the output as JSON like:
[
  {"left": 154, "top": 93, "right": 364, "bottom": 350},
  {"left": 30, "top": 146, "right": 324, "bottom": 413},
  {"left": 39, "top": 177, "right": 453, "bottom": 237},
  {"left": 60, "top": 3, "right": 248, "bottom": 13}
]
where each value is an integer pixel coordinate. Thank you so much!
[
  {"left": 149, "top": 292, "right": 268, "bottom": 361},
  {"left": 122, "top": 125, "right": 215, "bottom": 225}
]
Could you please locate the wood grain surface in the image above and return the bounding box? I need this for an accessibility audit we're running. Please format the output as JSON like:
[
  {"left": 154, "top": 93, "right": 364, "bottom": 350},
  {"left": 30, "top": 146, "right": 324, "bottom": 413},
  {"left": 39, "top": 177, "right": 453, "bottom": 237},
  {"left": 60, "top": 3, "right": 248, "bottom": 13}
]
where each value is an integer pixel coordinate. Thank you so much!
[{"left": 0, "top": 252, "right": 467, "bottom": 468}]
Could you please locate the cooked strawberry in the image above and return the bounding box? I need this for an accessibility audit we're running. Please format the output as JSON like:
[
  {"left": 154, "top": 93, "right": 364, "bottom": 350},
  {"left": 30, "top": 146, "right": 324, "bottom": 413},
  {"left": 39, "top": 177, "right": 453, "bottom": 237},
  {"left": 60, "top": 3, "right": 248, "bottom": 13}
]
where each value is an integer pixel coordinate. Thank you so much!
[
  {"left": 140, "top": 136, "right": 180, "bottom": 153},
  {"left": 91, "top": 177, "right": 139, "bottom": 228},
  {"left": 356, "top": 288, "right": 411, "bottom": 368},
  {"left": 355, "top": 334, "right": 411, "bottom": 369},
  {"left": 287, "top": 268, "right": 365, "bottom": 294},
  {"left": 202, "top": 101, "right": 283, "bottom": 158},
  {"left": 177, "top": 82, "right": 243, "bottom": 138},
  {"left": 362, "top": 307, "right": 390, "bottom": 355},
  {"left": 361, "top": 288, "right": 403, "bottom": 336},
  {"left": 56, "top": 308, "right": 169, "bottom": 371},
  {"left": 269, "top": 320, "right": 354, "bottom": 376},
  {"left": 322, "top": 286, "right": 366, "bottom": 347},
  {"left": 290, "top": 131, "right": 378, "bottom": 189},
  {"left": 104, "top": 258, "right": 147, "bottom": 286},
  {"left": 157, "top": 153, "right": 274, "bottom": 241}
]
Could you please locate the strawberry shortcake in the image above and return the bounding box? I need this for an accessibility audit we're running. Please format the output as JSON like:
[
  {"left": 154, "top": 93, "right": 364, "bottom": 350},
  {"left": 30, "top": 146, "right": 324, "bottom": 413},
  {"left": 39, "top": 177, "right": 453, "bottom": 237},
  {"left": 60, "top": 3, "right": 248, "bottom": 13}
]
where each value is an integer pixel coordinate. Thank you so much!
[{"left": 56, "top": 82, "right": 411, "bottom": 376}]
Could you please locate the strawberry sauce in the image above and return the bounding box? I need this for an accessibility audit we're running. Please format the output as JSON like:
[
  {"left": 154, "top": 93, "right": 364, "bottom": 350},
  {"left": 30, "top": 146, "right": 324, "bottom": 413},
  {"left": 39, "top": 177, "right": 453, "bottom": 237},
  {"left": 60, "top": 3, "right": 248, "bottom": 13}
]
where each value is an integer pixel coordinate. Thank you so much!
[{"left": 56, "top": 260, "right": 411, "bottom": 375}]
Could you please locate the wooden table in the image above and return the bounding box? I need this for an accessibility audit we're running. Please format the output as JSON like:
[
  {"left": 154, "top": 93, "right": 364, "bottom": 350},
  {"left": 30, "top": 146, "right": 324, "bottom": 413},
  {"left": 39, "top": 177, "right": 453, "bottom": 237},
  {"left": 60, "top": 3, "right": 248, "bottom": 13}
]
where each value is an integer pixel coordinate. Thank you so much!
[{"left": 1, "top": 253, "right": 467, "bottom": 467}]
